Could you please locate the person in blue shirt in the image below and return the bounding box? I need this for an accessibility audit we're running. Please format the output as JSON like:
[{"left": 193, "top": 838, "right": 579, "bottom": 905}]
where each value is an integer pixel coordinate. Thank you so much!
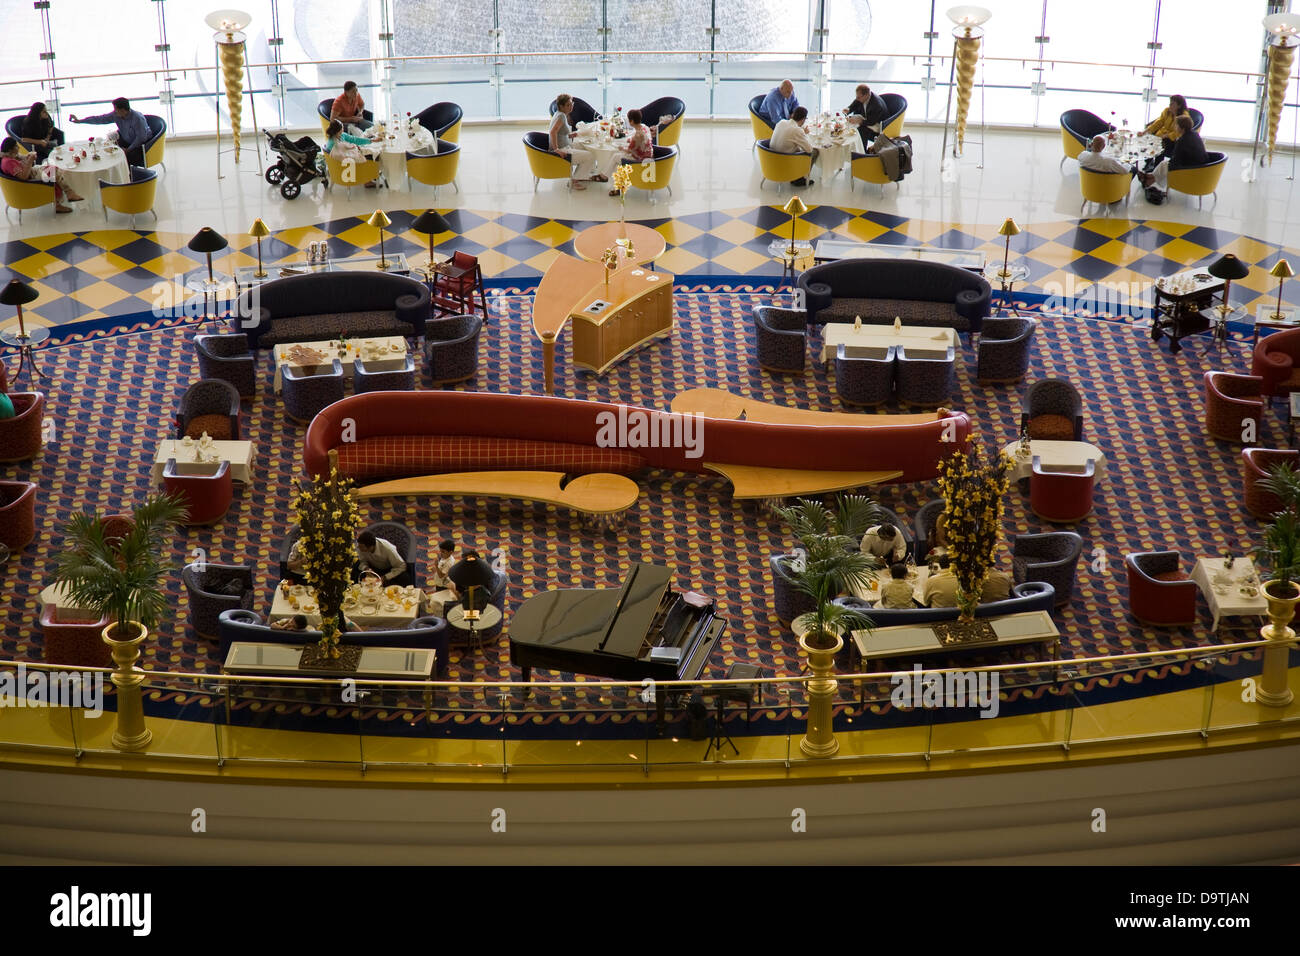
[
  {"left": 68, "top": 97, "right": 152, "bottom": 167},
  {"left": 760, "top": 80, "right": 799, "bottom": 128}
]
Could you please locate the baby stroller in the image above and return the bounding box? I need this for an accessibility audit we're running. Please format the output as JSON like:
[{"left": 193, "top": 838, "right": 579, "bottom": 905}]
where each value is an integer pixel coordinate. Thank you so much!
[{"left": 264, "top": 130, "right": 324, "bottom": 199}]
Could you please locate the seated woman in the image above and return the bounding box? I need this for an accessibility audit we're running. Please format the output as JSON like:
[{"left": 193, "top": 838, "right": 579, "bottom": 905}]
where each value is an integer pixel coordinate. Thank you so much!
[
  {"left": 324, "top": 120, "right": 379, "bottom": 188},
  {"left": 0, "top": 137, "right": 83, "bottom": 213},
  {"left": 610, "top": 108, "right": 656, "bottom": 196},
  {"left": 549, "top": 93, "right": 598, "bottom": 190},
  {"left": 1145, "top": 94, "right": 1189, "bottom": 160},
  {"left": 17, "top": 102, "right": 63, "bottom": 161}
]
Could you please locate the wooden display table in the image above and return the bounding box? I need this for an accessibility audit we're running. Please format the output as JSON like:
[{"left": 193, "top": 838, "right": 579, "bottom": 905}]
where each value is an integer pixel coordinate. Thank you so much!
[
  {"left": 533, "top": 253, "right": 674, "bottom": 394},
  {"left": 572, "top": 222, "right": 666, "bottom": 266}
]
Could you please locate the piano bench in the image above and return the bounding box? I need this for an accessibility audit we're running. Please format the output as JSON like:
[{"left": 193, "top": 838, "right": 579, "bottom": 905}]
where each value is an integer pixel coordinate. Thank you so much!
[{"left": 719, "top": 663, "right": 763, "bottom": 723}]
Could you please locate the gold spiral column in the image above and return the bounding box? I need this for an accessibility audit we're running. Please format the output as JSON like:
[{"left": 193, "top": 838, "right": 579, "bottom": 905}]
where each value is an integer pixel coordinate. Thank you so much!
[
  {"left": 206, "top": 10, "right": 253, "bottom": 170},
  {"left": 944, "top": 6, "right": 991, "bottom": 158},
  {"left": 1263, "top": 13, "right": 1300, "bottom": 164}
]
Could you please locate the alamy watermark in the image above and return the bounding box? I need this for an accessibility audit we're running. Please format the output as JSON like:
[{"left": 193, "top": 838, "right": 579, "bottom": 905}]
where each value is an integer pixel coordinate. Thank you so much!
[
  {"left": 1040, "top": 274, "right": 1153, "bottom": 323},
  {"left": 595, "top": 406, "right": 704, "bottom": 459},
  {"left": 50, "top": 886, "right": 151, "bottom": 936},
  {"left": 149, "top": 275, "right": 261, "bottom": 328},
  {"left": 0, "top": 664, "right": 104, "bottom": 717},
  {"left": 890, "top": 664, "right": 1000, "bottom": 719}
]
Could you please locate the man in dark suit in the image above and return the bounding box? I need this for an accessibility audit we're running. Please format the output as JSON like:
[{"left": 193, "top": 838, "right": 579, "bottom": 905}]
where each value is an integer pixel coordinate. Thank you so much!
[
  {"left": 845, "top": 84, "right": 888, "bottom": 149},
  {"left": 1151, "top": 114, "right": 1207, "bottom": 196}
]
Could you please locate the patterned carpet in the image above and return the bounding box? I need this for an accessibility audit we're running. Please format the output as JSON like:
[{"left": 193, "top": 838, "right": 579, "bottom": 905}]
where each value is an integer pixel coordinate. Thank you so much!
[
  {"left": 1, "top": 270, "right": 1290, "bottom": 738},
  {"left": 4, "top": 208, "right": 1299, "bottom": 340}
]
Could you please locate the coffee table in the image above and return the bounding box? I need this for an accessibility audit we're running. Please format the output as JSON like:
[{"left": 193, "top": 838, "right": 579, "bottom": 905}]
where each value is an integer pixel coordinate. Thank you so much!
[
  {"left": 1002, "top": 440, "right": 1107, "bottom": 486},
  {"left": 448, "top": 603, "right": 502, "bottom": 653},
  {"left": 152, "top": 439, "right": 253, "bottom": 485},
  {"left": 272, "top": 336, "right": 409, "bottom": 393},
  {"left": 820, "top": 324, "right": 957, "bottom": 364},
  {"left": 224, "top": 641, "right": 436, "bottom": 680},
  {"left": 270, "top": 582, "right": 426, "bottom": 630},
  {"left": 1190, "top": 557, "right": 1267, "bottom": 632},
  {"left": 0, "top": 324, "right": 50, "bottom": 384},
  {"left": 812, "top": 240, "right": 986, "bottom": 272}
]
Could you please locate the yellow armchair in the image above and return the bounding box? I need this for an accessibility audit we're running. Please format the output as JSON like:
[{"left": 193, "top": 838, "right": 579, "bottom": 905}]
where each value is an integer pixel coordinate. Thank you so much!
[
  {"left": 756, "top": 139, "right": 813, "bottom": 191},
  {"left": 324, "top": 152, "right": 381, "bottom": 196},
  {"left": 523, "top": 132, "right": 573, "bottom": 190},
  {"left": 1168, "top": 152, "right": 1227, "bottom": 208},
  {"left": 100, "top": 168, "right": 158, "bottom": 227},
  {"left": 623, "top": 146, "right": 677, "bottom": 201},
  {"left": 1079, "top": 168, "right": 1131, "bottom": 215},
  {"left": 406, "top": 144, "right": 460, "bottom": 199},
  {"left": 0, "top": 172, "right": 57, "bottom": 222},
  {"left": 881, "top": 93, "right": 907, "bottom": 138},
  {"left": 849, "top": 152, "right": 898, "bottom": 196},
  {"left": 748, "top": 95, "right": 774, "bottom": 148},
  {"left": 142, "top": 114, "right": 166, "bottom": 171}
]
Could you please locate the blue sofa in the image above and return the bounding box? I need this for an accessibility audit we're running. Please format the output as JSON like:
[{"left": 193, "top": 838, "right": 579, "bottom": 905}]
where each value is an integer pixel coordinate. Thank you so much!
[
  {"left": 233, "top": 271, "right": 431, "bottom": 349},
  {"left": 796, "top": 258, "right": 991, "bottom": 334},
  {"left": 217, "top": 609, "right": 450, "bottom": 677},
  {"left": 834, "top": 580, "right": 1055, "bottom": 628}
]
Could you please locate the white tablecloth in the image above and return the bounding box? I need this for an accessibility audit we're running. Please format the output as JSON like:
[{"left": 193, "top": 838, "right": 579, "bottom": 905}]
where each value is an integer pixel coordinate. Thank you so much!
[
  {"left": 46, "top": 141, "right": 129, "bottom": 208},
  {"left": 363, "top": 123, "right": 437, "bottom": 187},
  {"left": 572, "top": 122, "right": 627, "bottom": 178},
  {"left": 1102, "top": 132, "right": 1161, "bottom": 166},
  {"left": 1002, "top": 440, "right": 1107, "bottom": 486},
  {"left": 270, "top": 583, "right": 426, "bottom": 630},
  {"left": 808, "top": 125, "right": 860, "bottom": 178}
]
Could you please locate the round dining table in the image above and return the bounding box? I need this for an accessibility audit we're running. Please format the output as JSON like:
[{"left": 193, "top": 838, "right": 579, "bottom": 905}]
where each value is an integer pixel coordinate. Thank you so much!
[
  {"left": 571, "top": 121, "right": 629, "bottom": 176},
  {"left": 808, "top": 123, "right": 861, "bottom": 179},
  {"left": 1102, "top": 131, "right": 1162, "bottom": 166},
  {"left": 46, "top": 140, "right": 130, "bottom": 209},
  {"left": 363, "top": 122, "right": 438, "bottom": 189}
]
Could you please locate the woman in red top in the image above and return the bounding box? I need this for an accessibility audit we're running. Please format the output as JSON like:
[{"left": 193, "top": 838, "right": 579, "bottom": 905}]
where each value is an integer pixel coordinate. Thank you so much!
[
  {"left": 0, "top": 137, "right": 82, "bottom": 213},
  {"left": 609, "top": 109, "right": 657, "bottom": 196}
]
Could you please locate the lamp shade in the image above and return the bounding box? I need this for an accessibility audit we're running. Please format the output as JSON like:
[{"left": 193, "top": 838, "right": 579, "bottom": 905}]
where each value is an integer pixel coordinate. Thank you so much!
[
  {"left": 1271, "top": 259, "right": 1295, "bottom": 280},
  {"left": 947, "top": 5, "right": 992, "bottom": 28},
  {"left": 449, "top": 552, "right": 495, "bottom": 610},
  {"left": 782, "top": 195, "right": 808, "bottom": 216},
  {"left": 187, "top": 226, "right": 229, "bottom": 254},
  {"left": 367, "top": 209, "right": 392, "bottom": 230},
  {"left": 1264, "top": 12, "right": 1300, "bottom": 38},
  {"left": 248, "top": 218, "right": 270, "bottom": 238},
  {"left": 1208, "top": 254, "right": 1250, "bottom": 281},
  {"left": 411, "top": 210, "right": 452, "bottom": 236},
  {"left": 0, "top": 279, "right": 38, "bottom": 307},
  {"left": 998, "top": 217, "right": 1021, "bottom": 237}
]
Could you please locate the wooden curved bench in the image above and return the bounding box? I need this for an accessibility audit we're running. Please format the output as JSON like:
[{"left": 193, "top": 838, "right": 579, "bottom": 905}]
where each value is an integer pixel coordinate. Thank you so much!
[{"left": 355, "top": 470, "right": 640, "bottom": 525}]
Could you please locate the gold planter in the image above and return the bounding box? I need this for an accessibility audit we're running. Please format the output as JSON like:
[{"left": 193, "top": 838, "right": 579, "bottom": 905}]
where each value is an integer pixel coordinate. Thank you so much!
[
  {"left": 1259, "top": 580, "right": 1299, "bottom": 707},
  {"left": 798, "top": 631, "right": 843, "bottom": 757},
  {"left": 101, "top": 622, "right": 153, "bottom": 751}
]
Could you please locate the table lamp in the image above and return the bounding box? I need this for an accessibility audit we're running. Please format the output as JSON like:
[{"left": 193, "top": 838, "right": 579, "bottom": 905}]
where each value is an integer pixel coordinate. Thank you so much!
[
  {"left": 997, "top": 217, "right": 1020, "bottom": 280},
  {"left": 782, "top": 194, "right": 807, "bottom": 258},
  {"left": 1207, "top": 253, "right": 1250, "bottom": 320},
  {"left": 367, "top": 209, "right": 393, "bottom": 271},
  {"left": 0, "top": 279, "right": 38, "bottom": 340},
  {"left": 188, "top": 227, "right": 229, "bottom": 286},
  {"left": 411, "top": 209, "right": 452, "bottom": 273},
  {"left": 248, "top": 218, "right": 270, "bottom": 278},
  {"left": 449, "top": 550, "right": 495, "bottom": 615},
  {"left": 1270, "top": 258, "right": 1294, "bottom": 322}
]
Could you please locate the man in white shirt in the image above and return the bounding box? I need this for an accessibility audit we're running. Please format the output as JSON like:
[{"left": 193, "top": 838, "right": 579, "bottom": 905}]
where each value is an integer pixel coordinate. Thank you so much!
[
  {"left": 860, "top": 524, "right": 907, "bottom": 565},
  {"left": 1079, "top": 135, "right": 1156, "bottom": 187},
  {"left": 356, "top": 530, "right": 409, "bottom": 584},
  {"left": 770, "top": 106, "right": 818, "bottom": 187}
]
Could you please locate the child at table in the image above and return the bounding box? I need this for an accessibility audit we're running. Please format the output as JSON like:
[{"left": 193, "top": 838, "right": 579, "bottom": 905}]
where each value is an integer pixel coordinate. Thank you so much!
[
  {"left": 0, "top": 137, "right": 83, "bottom": 213},
  {"left": 880, "top": 562, "right": 917, "bottom": 609},
  {"left": 323, "top": 121, "right": 379, "bottom": 188}
]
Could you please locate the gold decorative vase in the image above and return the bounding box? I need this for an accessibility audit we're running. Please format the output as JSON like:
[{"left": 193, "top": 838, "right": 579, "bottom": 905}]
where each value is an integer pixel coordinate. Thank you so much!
[
  {"left": 102, "top": 622, "right": 152, "bottom": 752},
  {"left": 798, "top": 631, "right": 843, "bottom": 757},
  {"left": 1258, "top": 580, "right": 1299, "bottom": 707}
]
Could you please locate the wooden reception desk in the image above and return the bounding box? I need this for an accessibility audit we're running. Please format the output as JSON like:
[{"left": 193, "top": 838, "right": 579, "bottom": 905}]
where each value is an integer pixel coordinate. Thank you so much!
[{"left": 532, "top": 253, "right": 674, "bottom": 393}]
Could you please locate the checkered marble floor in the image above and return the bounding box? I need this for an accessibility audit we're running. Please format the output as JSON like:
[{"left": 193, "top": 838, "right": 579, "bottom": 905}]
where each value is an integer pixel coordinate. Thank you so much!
[{"left": 3, "top": 208, "right": 1298, "bottom": 339}]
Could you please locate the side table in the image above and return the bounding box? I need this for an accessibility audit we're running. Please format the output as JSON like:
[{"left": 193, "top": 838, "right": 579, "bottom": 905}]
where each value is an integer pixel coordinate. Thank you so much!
[
  {"left": 447, "top": 603, "right": 502, "bottom": 654},
  {"left": 1, "top": 324, "right": 50, "bottom": 383},
  {"left": 983, "top": 263, "right": 1030, "bottom": 317}
]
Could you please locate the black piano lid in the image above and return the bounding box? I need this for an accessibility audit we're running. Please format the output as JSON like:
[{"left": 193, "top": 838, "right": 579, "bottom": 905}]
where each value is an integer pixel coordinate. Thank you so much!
[
  {"left": 595, "top": 563, "right": 671, "bottom": 656},
  {"left": 509, "top": 563, "right": 671, "bottom": 653}
]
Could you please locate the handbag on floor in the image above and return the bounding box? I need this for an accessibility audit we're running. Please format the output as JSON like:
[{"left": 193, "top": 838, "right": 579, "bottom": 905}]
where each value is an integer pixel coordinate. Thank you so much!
[{"left": 1145, "top": 185, "right": 1166, "bottom": 205}]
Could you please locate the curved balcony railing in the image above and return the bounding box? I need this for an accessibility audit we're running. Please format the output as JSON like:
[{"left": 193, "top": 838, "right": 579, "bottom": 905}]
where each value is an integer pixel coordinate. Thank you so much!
[{"left": 2, "top": 636, "right": 1295, "bottom": 777}]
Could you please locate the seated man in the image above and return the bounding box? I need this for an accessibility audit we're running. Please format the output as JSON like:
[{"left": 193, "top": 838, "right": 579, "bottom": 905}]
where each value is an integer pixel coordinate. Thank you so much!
[
  {"left": 271, "top": 613, "right": 309, "bottom": 632},
  {"left": 1079, "top": 135, "right": 1155, "bottom": 189},
  {"left": 760, "top": 80, "right": 800, "bottom": 128},
  {"left": 880, "top": 562, "right": 916, "bottom": 609},
  {"left": 922, "top": 555, "right": 960, "bottom": 608},
  {"left": 1150, "top": 114, "right": 1208, "bottom": 193},
  {"left": 0, "top": 137, "right": 83, "bottom": 213},
  {"left": 981, "top": 568, "right": 1014, "bottom": 603},
  {"left": 770, "top": 106, "right": 818, "bottom": 187},
  {"left": 330, "top": 81, "right": 371, "bottom": 131},
  {"left": 845, "top": 83, "right": 887, "bottom": 148},
  {"left": 356, "top": 529, "right": 409, "bottom": 585},
  {"left": 860, "top": 523, "right": 907, "bottom": 565},
  {"left": 68, "top": 97, "right": 152, "bottom": 167}
]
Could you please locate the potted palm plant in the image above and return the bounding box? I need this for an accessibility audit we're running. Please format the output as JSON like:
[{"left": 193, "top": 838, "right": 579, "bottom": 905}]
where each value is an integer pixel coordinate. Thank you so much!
[
  {"left": 54, "top": 493, "right": 188, "bottom": 644},
  {"left": 775, "top": 494, "right": 881, "bottom": 653}
]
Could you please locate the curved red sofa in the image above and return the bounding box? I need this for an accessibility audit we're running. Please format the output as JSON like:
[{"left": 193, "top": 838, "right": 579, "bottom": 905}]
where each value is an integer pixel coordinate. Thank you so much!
[{"left": 303, "top": 391, "right": 971, "bottom": 485}]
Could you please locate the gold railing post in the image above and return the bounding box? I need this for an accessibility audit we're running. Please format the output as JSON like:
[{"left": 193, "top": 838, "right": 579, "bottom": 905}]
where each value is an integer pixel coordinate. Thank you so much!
[
  {"left": 104, "top": 625, "right": 152, "bottom": 751},
  {"left": 799, "top": 633, "right": 842, "bottom": 757}
]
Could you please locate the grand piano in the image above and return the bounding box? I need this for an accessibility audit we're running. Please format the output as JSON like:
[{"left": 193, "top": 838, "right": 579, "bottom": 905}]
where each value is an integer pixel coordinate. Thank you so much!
[{"left": 509, "top": 563, "right": 727, "bottom": 724}]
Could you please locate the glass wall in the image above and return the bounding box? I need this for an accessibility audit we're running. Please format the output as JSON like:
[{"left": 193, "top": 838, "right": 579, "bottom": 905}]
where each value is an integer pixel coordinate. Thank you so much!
[{"left": 0, "top": 0, "right": 1286, "bottom": 144}]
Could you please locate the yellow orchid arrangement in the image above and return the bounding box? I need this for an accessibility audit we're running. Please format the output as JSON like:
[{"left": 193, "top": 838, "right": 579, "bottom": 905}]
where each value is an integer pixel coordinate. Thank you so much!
[
  {"left": 611, "top": 163, "right": 633, "bottom": 222},
  {"left": 292, "top": 466, "right": 365, "bottom": 657},
  {"left": 935, "top": 439, "right": 1012, "bottom": 622}
]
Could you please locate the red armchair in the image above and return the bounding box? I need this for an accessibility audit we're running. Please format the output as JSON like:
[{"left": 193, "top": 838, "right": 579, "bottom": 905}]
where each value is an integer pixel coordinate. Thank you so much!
[
  {"left": 1242, "top": 447, "right": 1300, "bottom": 520},
  {"left": 0, "top": 480, "right": 36, "bottom": 552},
  {"left": 1251, "top": 327, "right": 1300, "bottom": 398},
  {"left": 1125, "top": 551, "right": 1198, "bottom": 627},
  {"left": 1030, "top": 455, "right": 1095, "bottom": 523},
  {"left": 1204, "top": 371, "right": 1264, "bottom": 443},
  {"left": 41, "top": 605, "right": 113, "bottom": 668},
  {"left": 0, "top": 392, "right": 45, "bottom": 462},
  {"left": 162, "top": 458, "right": 233, "bottom": 525}
]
